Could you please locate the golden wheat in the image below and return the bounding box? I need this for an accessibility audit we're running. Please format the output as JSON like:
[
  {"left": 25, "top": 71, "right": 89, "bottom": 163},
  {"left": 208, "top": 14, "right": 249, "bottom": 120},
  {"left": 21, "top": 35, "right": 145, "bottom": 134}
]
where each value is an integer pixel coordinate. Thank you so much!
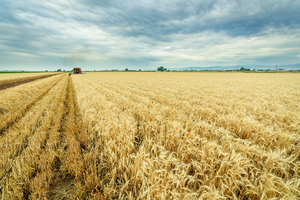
[
  {"left": 0, "top": 74, "right": 64, "bottom": 133},
  {"left": 0, "top": 72, "right": 299, "bottom": 199},
  {"left": 0, "top": 75, "right": 67, "bottom": 199},
  {"left": 70, "top": 72, "right": 300, "bottom": 199}
]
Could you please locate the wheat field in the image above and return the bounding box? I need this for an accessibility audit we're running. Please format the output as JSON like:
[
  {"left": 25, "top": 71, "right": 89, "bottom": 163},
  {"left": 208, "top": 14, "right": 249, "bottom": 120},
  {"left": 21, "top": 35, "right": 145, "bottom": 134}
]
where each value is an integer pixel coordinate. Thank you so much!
[
  {"left": 0, "top": 72, "right": 299, "bottom": 199},
  {"left": 71, "top": 72, "right": 300, "bottom": 199}
]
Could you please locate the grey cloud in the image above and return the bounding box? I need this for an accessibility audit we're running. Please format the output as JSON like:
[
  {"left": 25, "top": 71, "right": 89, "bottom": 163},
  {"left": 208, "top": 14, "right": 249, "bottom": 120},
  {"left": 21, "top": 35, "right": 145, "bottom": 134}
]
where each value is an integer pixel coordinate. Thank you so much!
[
  {"left": 0, "top": 1, "right": 21, "bottom": 24},
  {"left": 4, "top": 0, "right": 300, "bottom": 39},
  {"left": 0, "top": 0, "right": 300, "bottom": 70},
  {"left": 76, "top": 0, "right": 300, "bottom": 38}
]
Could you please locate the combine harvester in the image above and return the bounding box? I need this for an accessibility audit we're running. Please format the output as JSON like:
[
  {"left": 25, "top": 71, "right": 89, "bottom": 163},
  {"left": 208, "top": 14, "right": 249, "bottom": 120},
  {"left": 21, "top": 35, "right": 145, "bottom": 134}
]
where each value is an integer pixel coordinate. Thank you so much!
[{"left": 73, "top": 67, "right": 82, "bottom": 74}]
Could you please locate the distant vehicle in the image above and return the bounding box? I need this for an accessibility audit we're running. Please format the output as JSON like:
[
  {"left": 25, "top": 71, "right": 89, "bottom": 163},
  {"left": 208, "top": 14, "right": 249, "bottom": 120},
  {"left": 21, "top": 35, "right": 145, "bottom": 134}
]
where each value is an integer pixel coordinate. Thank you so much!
[{"left": 73, "top": 67, "right": 82, "bottom": 74}]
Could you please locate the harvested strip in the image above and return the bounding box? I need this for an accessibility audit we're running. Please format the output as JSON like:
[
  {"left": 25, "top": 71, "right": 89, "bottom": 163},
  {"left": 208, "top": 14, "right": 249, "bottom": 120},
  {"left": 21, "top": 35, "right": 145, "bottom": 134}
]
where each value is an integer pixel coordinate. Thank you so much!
[
  {"left": 0, "top": 73, "right": 59, "bottom": 91},
  {"left": 0, "top": 76, "right": 67, "bottom": 179},
  {"left": 0, "top": 75, "right": 90, "bottom": 199},
  {"left": 30, "top": 88, "right": 69, "bottom": 199},
  {"left": 0, "top": 74, "right": 64, "bottom": 134},
  {"left": 0, "top": 75, "right": 68, "bottom": 199},
  {"left": 0, "top": 74, "right": 63, "bottom": 114}
]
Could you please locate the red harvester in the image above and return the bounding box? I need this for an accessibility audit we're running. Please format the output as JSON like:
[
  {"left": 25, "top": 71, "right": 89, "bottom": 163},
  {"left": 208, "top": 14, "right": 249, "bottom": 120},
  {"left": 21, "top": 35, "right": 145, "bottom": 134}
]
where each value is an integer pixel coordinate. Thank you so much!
[{"left": 73, "top": 67, "right": 82, "bottom": 74}]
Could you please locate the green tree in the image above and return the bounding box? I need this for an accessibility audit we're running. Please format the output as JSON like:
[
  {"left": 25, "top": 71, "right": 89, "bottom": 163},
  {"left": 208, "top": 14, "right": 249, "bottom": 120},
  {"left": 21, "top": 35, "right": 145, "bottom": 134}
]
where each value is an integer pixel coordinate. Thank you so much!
[
  {"left": 125, "top": 68, "right": 128, "bottom": 71},
  {"left": 240, "top": 67, "right": 250, "bottom": 71},
  {"left": 157, "top": 66, "right": 166, "bottom": 71}
]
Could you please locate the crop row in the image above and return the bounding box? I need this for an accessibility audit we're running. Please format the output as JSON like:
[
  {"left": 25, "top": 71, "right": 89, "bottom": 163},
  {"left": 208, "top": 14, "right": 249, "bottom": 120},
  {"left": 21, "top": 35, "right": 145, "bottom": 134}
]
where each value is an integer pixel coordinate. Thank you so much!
[
  {"left": 0, "top": 74, "right": 64, "bottom": 133},
  {"left": 0, "top": 75, "right": 90, "bottom": 199}
]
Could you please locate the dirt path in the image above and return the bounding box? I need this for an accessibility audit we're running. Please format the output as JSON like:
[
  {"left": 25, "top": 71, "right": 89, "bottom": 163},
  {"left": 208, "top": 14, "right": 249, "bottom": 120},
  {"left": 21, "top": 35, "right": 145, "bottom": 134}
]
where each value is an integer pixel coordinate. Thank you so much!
[{"left": 0, "top": 73, "right": 59, "bottom": 91}]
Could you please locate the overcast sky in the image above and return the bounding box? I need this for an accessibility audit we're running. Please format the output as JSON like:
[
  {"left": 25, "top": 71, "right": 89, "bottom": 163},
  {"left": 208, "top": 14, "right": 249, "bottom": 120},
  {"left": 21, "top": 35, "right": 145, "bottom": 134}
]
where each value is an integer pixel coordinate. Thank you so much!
[{"left": 1, "top": 0, "right": 300, "bottom": 71}]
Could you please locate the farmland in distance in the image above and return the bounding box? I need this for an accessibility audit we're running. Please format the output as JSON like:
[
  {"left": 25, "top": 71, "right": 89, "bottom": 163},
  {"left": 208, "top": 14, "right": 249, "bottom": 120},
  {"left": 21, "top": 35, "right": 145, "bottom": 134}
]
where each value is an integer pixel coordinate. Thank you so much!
[{"left": 0, "top": 72, "right": 300, "bottom": 199}]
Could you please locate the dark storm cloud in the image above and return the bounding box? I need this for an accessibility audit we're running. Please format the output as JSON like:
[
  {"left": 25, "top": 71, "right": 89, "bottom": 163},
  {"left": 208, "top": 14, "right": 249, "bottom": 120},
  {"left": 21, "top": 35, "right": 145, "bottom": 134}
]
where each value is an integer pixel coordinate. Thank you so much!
[{"left": 0, "top": 0, "right": 300, "bottom": 70}]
